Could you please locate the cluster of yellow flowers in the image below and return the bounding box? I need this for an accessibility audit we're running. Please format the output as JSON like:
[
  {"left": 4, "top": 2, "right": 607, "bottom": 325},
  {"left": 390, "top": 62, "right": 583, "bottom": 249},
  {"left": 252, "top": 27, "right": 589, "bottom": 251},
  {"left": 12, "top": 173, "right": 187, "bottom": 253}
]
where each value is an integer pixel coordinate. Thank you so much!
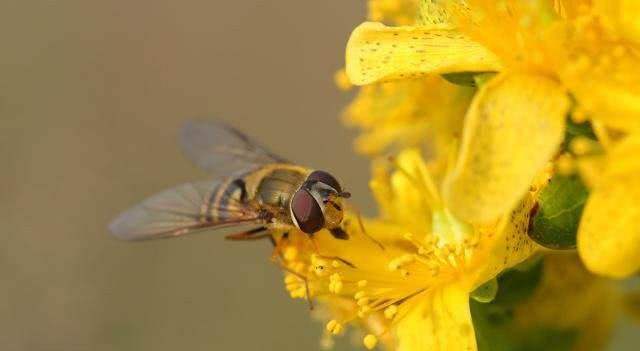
[{"left": 276, "top": 1, "right": 640, "bottom": 350}]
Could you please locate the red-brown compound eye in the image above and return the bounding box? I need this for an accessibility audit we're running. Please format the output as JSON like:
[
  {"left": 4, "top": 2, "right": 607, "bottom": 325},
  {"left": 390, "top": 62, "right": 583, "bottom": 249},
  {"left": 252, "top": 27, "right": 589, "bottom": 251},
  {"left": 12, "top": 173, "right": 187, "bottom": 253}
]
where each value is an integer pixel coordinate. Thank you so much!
[
  {"left": 307, "top": 170, "right": 342, "bottom": 193},
  {"left": 291, "top": 188, "right": 325, "bottom": 234}
]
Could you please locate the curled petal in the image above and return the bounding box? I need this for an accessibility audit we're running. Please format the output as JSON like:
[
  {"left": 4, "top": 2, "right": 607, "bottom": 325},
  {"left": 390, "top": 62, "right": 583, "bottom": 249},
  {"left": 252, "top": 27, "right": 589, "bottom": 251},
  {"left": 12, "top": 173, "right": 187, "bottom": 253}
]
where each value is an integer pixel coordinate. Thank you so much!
[
  {"left": 345, "top": 22, "right": 502, "bottom": 85},
  {"left": 444, "top": 73, "right": 569, "bottom": 224},
  {"left": 471, "top": 175, "right": 544, "bottom": 286}
]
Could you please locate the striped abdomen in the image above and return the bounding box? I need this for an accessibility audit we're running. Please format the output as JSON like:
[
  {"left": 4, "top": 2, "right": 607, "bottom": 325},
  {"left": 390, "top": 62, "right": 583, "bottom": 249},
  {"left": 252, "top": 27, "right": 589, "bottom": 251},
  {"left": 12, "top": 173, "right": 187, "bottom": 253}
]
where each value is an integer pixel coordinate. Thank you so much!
[{"left": 210, "top": 165, "right": 308, "bottom": 223}]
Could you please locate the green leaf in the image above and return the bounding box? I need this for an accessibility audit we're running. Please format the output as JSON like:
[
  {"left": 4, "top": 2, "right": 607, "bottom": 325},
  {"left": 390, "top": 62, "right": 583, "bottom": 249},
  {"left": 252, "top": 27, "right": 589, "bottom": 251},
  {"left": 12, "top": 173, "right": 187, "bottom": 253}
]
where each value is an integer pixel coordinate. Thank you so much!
[
  {"left": 492, "top": 259, "right": 544, "bottom": 307},
  {"left": 441, "top": 72, "right": 496, "bottom": 87},
  {"left": 514, "top": 328, "right": 577, "bottom": 351},
  {"left": 528, "top": 175, "right": 589, "bottom": 249}
]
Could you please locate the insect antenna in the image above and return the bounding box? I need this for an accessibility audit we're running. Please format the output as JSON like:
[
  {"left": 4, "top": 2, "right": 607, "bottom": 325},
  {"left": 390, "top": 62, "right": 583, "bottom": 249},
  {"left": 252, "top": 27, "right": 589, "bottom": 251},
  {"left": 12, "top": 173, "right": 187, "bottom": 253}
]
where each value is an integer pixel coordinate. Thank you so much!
[{"left": 345, "top": 203, "right": 386, "bottom": 251}]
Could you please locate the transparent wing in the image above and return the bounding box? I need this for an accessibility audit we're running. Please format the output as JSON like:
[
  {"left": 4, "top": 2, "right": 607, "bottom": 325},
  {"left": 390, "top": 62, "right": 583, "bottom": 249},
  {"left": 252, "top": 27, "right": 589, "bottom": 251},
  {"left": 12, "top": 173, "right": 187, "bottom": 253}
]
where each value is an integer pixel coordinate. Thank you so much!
[
  {"left": 180, "top": 120, "right": 288, "bottom": 177},
  {"left": 109, "top": 180, "right": 264, "bottom": 241}
]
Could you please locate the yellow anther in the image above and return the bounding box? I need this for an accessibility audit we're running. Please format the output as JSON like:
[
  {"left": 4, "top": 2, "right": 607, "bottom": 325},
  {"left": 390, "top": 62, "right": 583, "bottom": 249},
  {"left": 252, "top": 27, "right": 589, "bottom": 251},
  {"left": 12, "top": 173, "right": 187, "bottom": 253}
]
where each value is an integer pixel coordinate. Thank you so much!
[
  {"left": 292, "top": 262, "right": 306, "bottom": 273},
  {"left": 556, "top": 153, "right": 575, "bottom": 175},
  {"left": 285, "top": 280, "right": 299, "bottom": 289},
  {"left": 329, "top": 281, "right": 343, "bottom": 294},
  {"left": 357, "top": 297, "right": 370, "bottom": 307},
  {"left": 331, "top": 260, "right": 341, "bottom": 268},
  {"left": 329, "top": 273, "right": 343, "bottom": 293},
  {"left": 290, "top": 287, "right": 306, "bottom": 298},
  {"left": 570, "top": 137, "right": 593, "bottom": 156},
  {"left": 357, "top": 280, "right": 368, "bottom": 288},
  {"left": 325, "top": 319, "right": 343, "bottom": 335},
  {"left": 400, "top": 269, "right": 410, "bottom": 277},
  {"left": 384, "top": 305, "right": 398, "bottom": 319},
  {"left": 334, "top": 69, "right": 353, "bottom": 91},
  {"left": 418, "top": 246, "right": 431, "bottom": 255},
  {"left": 284, "top": 275, "right": 297, "bottom": 284},
  {"left": 283, "top": 246, "right": 298, "bottom": 261},
  {"left": 571, "top": 109, "right": 587, "bottom": 123},
  {"left": 363, "top": 334, "right": 378, "bottom": 349},
  {"left": 354, "top": 291, "right": 366, "bottom": 300},
  {"left": 403, "top": 232, "right": 414, "bottom": 241}
]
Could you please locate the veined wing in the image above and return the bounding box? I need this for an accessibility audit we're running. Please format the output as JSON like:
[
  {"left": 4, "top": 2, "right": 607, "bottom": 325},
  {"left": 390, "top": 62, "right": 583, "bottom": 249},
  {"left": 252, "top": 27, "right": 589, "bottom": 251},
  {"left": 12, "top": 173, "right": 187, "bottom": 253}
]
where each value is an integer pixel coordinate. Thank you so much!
[
  {"left": 109, "top": 179, "right": 265, "bottom": 241},
  {"left": 180, "top": 120, "right": 289, "bottom": 177}
]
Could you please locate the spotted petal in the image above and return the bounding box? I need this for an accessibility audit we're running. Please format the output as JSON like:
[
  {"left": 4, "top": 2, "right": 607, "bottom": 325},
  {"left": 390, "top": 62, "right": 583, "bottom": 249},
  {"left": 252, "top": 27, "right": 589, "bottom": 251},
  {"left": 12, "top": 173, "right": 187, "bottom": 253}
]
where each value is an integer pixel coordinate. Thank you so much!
[
  {"left": 444, "top": 72, "right": 569, "bottom": 224},
  {"left": 471, "top": 179, "right": 543, "bottom": 286},
  {"left": 345, "top": 22, "right": 502, "bottom": 85}
]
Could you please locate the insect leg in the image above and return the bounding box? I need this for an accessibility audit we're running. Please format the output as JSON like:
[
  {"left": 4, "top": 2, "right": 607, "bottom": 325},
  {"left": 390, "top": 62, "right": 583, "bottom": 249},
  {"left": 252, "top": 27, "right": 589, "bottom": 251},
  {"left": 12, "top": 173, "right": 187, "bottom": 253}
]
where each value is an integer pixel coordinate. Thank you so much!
[
  {"left": 275, "top": 257, "right": 314, "bottom": 310},
  {"left": 270, "top": 232, "right": 288, "bottom": 261}
]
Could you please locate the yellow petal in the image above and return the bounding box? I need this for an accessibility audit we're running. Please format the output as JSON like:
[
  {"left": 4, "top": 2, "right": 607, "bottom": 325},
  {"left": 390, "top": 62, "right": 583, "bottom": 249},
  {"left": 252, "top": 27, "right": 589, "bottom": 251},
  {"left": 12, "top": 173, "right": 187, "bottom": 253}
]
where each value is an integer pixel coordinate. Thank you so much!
[
  {"left": 444, "top": 72, "right": 569, "bottom": 224},
  {"left": 600, "top": 135, "right": 640, "bottom": 179},
  {"left": 471, "top": 172, "right": 545, "bottom": 286},
  {"left": 345, "top": 22, "right": 502, "bottom": 85},
  {"left": 395, "top": 285, "right": 476, "bottom": 351},
  {"left": 374, "top": 149, "right": 436, "bottom": 233},
  {"left": 578, "top": 136, "right": 640, "bottom": 277},
  {"left": 594, "top": 0, "right": 640, "bottom": 43},
  {"left": 578, "top": 177, "right": 640, "bottom": 277}
]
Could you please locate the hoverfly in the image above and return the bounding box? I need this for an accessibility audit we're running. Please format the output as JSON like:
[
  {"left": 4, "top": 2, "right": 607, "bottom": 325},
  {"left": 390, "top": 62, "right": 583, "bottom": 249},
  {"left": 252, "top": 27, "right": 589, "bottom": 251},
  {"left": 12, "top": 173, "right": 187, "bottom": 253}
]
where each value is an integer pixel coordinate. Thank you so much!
[{"left": 109, "top": 120, "right": 352, "bottom": 247}]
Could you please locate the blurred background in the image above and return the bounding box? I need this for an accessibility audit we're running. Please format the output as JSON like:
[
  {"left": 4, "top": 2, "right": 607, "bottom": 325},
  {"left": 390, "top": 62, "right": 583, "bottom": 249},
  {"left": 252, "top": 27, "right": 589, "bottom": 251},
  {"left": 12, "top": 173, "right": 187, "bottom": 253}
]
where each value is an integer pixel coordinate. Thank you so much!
[{"left": 1, "top": 1, "right": 371, "bottom": 350}]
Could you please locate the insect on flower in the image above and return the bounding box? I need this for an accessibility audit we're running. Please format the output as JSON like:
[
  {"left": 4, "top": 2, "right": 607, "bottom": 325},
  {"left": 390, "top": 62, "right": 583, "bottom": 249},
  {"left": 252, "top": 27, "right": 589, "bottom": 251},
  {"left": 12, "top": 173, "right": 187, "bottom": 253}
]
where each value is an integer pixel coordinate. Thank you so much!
[{"left": 109, "top": 120, "right": 354, "bottom": 307}]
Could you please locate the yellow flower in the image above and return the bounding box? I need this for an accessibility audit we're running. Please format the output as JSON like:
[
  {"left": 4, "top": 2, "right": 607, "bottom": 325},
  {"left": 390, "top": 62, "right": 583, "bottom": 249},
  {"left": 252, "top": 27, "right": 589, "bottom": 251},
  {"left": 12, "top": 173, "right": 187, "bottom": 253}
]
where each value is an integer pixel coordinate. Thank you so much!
[
  {"left": 344, "top": 0, "right": 640, "bottom": 225},
  {"left": 278, "top": 149, "right": 544, "bottom": 350},
  {"left": 344, "top": 0, "right": 640, "bottom": 277},
  {"left": 342, "top": 76, "right": 473, "bottom": 156}
]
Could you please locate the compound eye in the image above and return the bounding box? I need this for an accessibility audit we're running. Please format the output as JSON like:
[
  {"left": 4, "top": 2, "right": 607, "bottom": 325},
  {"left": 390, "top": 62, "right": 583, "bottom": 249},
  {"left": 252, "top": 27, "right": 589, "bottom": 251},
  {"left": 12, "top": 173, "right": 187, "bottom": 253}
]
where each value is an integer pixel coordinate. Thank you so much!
[
  {"left": 291, "top": 189, "right": 325, "bottom": 234},
  {"left": 307, "top": 170, "right": 342, "bottom": 192}
]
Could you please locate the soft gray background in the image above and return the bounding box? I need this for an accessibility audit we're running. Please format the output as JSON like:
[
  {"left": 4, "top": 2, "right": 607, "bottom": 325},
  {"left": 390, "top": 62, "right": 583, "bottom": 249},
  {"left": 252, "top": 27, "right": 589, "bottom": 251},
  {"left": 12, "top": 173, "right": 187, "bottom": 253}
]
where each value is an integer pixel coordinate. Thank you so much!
[{"left": 1, "top": 1, "right": 371, "bottom": 350}]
